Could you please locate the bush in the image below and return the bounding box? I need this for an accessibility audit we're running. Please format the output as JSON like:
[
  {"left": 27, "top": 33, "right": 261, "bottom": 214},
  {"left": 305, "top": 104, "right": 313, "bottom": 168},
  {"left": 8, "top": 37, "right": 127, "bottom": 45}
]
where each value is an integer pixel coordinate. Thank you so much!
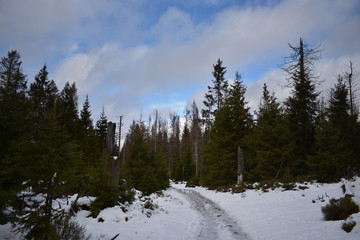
[
  {"left": 321, "top": 197, "right": 359, "bottom": 221},
  {"left": 342, "top": 221, "right": 356, "bottom": 233},
  {"left": 54, "top": 215, "right": 91, "bottom": 240}
]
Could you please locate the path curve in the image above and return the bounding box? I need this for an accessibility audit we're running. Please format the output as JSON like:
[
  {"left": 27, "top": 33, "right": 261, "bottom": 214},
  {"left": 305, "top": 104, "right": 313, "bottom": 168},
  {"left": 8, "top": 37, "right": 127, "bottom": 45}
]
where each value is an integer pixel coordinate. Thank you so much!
[{"left": 175, "top": 189, "right": 250, "bottom": 240}]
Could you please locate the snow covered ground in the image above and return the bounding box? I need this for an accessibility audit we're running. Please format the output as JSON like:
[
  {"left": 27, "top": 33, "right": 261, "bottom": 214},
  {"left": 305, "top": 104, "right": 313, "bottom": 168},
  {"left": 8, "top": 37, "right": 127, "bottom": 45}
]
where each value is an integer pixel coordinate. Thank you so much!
[{"left": 1, "top": 178, "right": 360, "bottom": 240}]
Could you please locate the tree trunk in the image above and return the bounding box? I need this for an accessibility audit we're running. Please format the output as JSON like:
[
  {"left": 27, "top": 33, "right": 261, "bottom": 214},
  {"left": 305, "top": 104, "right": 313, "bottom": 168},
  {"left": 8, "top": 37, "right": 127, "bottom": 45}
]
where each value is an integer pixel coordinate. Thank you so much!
[{"left": 237, "top": 146, "right": 244, "bottom": 186}]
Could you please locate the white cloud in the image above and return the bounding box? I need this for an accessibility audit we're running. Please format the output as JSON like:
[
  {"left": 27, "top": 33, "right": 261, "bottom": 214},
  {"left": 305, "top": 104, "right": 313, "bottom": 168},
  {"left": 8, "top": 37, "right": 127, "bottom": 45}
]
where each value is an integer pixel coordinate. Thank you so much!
[{"left": 1, "top": 0, "right": 360, "bottom": 126}]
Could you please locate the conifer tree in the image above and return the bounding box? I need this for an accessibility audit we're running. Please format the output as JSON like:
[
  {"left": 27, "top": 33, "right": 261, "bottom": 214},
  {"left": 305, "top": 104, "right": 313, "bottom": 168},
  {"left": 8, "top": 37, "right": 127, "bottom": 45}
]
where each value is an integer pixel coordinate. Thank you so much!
[
  {"left": 190, "top": 101, "right": 203, "bottom": 178},
  {"left": 168, "top": 113, "right": 181, "bottom": 178},
  {"left": 246, "top": 84, "right": 294, "bottom": 181},
  {"left": 28, "top": 65, "right": 59, "bottom": 140},
  {"left": 202, "top": 58, "right": 228, "bottom": 130},
  {"left": 80, "top": 95, "right": 93, "bottom": 132},
  {"left": 0, "top": 51, "right": 29, "bottom": 219},
  {"left": 95, "top": 107, "right": 108, "bottom": 146},
  {"left": 58, "top": 82, "right": 79, "bottom": 138},
  {"left": 283, "top": 38, "right": 321, "bottom": 176},
  {"left": 15, "top": 110, "right": 81, "bottom": 239},
  {"left": 202, "top": 71, "right": 252, "bottom": 188},
  {"left": 123, "top": 120, "right": 169, "bottom": 195},
  {"left": 181, "top": 120, "right": 195, "bottom": 181},
  {"left": 309, "top": 76, "right": 359, "bottom": 181}
]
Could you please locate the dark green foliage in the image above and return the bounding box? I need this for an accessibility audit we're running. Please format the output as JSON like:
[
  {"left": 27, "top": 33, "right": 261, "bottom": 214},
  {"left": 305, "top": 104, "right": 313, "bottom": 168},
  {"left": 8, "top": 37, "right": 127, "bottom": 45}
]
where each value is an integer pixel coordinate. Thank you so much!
[
  {"left": 80, "top": 95, "right": 93, "bottom": 132},
  {"left": 202, "top": 58, "right": 228, "bottom": 130},
  {"left": 14, "top": 111, "right": 83, "bottom": 239},
  {"left": 342, "top": 221, "right": 356, "bottom": 233},
  {"left": 0, "top": 50, "right": 29, "bottom": 217},
  {"left": 202, "top": 71, "right": 252, "bottom": 188},
  {"left": 95, "top": 107, "right": 108, "bottom": 146},
  {"left": 283, "top": 38, "right": 321, "bottom": 175},
  {"left": 28, "top": 65, "right": 58, "bottom": 133},
  {"left": 123, "top": 120, "right": 169, "bottom": 195},
  {"left": 16, "top": 209, "right": 90, "bottom": 240},
  {"left": 58, "top": 81, "right": 80, "bottom": 138},
  {"left": 309, "top": 76, "right": 357, "bottom": 182},
  {"left": 321, "top": 197, "right": 359, "bottom": 221},
  {"left": 246, "top": 84, "right": 294, "bottom": 182}
]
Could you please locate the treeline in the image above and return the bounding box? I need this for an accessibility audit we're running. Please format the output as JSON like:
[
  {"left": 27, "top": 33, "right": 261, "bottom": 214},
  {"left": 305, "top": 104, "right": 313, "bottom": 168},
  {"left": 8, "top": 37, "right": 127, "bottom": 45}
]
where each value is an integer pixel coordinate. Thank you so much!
[
  {"left": 0, "top": 38, "right": 359, "bottom": 236},
  {"left": 0, "top": 51, "right": 135, "bottom": 237},
  {"left": 122, "top": 38, "right": 360, "bottom": 190}
]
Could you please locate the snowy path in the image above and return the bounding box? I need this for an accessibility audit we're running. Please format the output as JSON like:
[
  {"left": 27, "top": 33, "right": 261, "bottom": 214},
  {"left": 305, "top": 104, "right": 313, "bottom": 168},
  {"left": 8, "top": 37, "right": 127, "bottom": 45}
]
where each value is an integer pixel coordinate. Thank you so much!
[{"left": 175, "top": 188, "right": 250, "bottom": 240}]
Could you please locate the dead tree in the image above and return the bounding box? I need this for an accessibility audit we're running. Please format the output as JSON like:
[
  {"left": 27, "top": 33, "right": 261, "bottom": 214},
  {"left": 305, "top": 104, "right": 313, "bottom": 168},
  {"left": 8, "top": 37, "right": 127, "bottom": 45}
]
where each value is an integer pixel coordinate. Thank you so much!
[
  {"left": 106, "top": 122, "right": 116, "bottom": 154},
  {"left": 237, "top": 146, "right": 244, "bottom": 186}
]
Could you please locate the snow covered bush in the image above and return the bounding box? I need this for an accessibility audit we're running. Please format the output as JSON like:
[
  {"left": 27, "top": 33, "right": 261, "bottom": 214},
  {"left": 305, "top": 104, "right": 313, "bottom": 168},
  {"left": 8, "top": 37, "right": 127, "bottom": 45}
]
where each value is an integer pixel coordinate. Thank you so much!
[{"left": 321, "top": 197, "right": 359, "bottom": 221}]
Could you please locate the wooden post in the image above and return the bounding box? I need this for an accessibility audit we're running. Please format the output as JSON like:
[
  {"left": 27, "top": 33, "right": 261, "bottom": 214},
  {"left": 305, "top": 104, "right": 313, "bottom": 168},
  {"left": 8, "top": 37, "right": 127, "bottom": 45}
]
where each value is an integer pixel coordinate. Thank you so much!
[{"left": 237, "top": 146, "right": 244, "bottom": 186}]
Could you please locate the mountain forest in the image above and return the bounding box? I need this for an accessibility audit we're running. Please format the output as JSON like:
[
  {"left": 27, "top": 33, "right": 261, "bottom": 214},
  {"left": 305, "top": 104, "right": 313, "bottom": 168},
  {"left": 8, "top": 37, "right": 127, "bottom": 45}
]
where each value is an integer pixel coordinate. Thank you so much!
[{"left": 0, "top": 38, "right": 359, "bottom": 238}]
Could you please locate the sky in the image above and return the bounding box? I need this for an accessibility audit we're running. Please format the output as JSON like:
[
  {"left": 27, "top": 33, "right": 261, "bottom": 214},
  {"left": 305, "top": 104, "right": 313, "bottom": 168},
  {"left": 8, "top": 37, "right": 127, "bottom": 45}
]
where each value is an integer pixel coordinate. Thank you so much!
[{"left": 1, "top": 0, "right": 360, "bottom": 134}]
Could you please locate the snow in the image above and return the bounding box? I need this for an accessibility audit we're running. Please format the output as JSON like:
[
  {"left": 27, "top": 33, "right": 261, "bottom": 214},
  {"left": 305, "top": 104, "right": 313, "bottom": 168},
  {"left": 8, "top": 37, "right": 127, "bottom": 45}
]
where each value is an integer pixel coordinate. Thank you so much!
[{"left": 1, "top": 178, "right": 360, "bottom": 240}]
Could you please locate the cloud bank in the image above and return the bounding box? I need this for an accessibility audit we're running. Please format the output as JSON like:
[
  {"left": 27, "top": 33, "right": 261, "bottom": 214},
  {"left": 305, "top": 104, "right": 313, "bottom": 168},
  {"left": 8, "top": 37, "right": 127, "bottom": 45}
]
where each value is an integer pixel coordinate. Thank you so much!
[{"left": 1, "top": 0, "right": 359, "bottom": 128}]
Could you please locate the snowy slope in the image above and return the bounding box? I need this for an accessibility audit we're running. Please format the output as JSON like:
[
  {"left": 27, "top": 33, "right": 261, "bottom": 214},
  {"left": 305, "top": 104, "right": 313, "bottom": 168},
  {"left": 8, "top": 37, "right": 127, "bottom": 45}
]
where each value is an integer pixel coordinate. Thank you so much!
[
  {"left": 175, "top": 179, "right": 360, "bottom": 240},
  {"left": 1, "top": 178, "right": 359, "bottom": 240}
]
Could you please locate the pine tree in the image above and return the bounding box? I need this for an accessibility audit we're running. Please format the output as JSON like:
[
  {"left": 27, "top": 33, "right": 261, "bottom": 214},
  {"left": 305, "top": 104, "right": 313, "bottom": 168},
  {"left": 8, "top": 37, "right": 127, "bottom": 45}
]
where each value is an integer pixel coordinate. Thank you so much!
[
  {"left": 202, "top": 71, "right": 252, "bottom": 188},
  {"left": 246, "top": 84, "right": 294, "bottom": 181},
  {"left": 15, "top": 110, "right": 82, "bottom": 239},
  {"left": 123, "top": 120, "right": 169, "bottom": 195},
  {"left": 283, "top": 38, "right": 321, "bottom": 176},
  {"left": 181, "top": 120, "right": 195, "bottom": 181},
  {"left": 28, "top": 65, "right": 59, "bottom": 141},
  {"left": 80, "top": 95, "right": 93, "bottom": 132},
  {"left": 0, "top": 51, "right": 29, "bottom": 220},
  {"left": 168, "top": 113, "right": 181, "bottom": 179},
  {"left": 202, "top": 58, "right": 228, "bottom": 130},
  {"left": 309, "top": 75, "right": 359, "bottom": 181},
  {"left": 190, "top": 101, "right": 203, "bottom": 178},
  {"left": 58, "top": 82, "right": 79, "bottom": 138},
  {"left": 95, "top": 107, "right": 108, "bottom": 146}
]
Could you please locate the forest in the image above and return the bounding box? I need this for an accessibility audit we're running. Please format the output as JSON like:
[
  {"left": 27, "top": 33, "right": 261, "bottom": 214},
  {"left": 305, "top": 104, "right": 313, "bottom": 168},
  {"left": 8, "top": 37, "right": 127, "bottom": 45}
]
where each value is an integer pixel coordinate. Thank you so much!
[{"left": 0, "top": 38, "right": 359, "bottom": 238}]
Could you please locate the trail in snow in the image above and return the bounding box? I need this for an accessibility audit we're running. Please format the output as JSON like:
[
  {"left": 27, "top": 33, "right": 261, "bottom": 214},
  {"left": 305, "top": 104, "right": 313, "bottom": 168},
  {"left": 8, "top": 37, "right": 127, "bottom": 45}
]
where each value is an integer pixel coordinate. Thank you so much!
[{"left": 175, "top": 188, "right": 250, "bottom": 240}]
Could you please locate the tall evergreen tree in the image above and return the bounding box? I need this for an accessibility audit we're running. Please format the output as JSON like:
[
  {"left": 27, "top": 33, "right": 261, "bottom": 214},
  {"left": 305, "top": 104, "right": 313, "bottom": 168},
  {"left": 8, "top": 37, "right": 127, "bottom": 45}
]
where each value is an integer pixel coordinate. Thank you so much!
[
  {"left": 0, "top": 51, "right": 29, "bottom": 219},
  {"left": 202, "top": 71, "right": 252, "bottom": 188},
  {"left": 308, "top": 76, "right": 353, "bottom": 181},
  {"left": 28, "top": 65, "right": 59, "bottom": 140},
  {"left": 246, "top": 84, "right": 294, "bottom": 181},
  {"left": 95, "top": 107, "right": 108, "bottom": 145},
  {"left": 202, "top": 58, "right": 228, "bottom": 130},
  {"left": 123, "top": 120, "right": 168, "bottom": 195},
  {"left": 190, "top": 101, "right": 203, "bottom": 178},
  {"left": 58, "top": 82, "right": 79, "bottom": 138},
  {"left": 168, "top": 113, "right": 181, "bottom": 178},
  {"left": 80, "top": 95, "right": 93, "bottom": 132},
  {"left": 15, "top": 110, "right": 82, "bottom": 239},
  {"left": 283, "top": 38, "right": 321, "bottom": 176}
]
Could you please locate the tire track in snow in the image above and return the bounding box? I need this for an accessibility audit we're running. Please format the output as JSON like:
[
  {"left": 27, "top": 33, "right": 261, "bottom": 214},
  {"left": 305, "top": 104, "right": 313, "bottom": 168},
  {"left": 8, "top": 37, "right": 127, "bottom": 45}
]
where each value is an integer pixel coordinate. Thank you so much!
[{"left": 175, "top": 189, "right": 250, "bottom": 240}]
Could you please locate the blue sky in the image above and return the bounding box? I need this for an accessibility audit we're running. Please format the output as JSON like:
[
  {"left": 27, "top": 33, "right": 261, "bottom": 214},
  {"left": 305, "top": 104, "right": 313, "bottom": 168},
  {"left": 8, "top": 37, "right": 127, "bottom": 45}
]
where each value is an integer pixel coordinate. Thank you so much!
[{"left": 1, "top": 0, "right": 360, "bottom": 132}]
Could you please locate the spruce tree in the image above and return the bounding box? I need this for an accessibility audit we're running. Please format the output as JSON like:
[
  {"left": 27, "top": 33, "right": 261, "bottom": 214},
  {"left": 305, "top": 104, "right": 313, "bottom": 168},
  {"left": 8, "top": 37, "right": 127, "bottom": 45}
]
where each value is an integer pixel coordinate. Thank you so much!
[
  {"left": 168, "top": 113, "right": 181, "bottom": 179},
  {"left": 246, "top": 84, "right": 294, "bottom": 181},
  {"left": 95, "top": 107, "right": 108, "bottom": 146},
  {"left": 15, "top": 110, "right": 82, "bottom": 239},
  {"left": 309, "top": 76, "right": 358, "bottom": 181},
  {"left": 202, "top": 71, "right": 252, "bottom": 188},
  {"left": 80, "top": 95, "right": 93, "bottom": 132},
  {"left": 0, "top": 51, "right": 29, "bottom": 220},
  {"left": 202, "top": 58, "right": 228, "bottom": 130},
  {"left": 190, "top": 101, "right": 203, "bottom": 178},
  {"left": 28, "top": 65, "right": 59, "bottom": 140},
  {"left": 58, "top": 82, "right": 80, "bottom": 138},
  {"left": 123, "top": 120, "right": 169, "bottom": 195},
  {"left": 283, "top": 38, "right": 321, "bottom": 176}
]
